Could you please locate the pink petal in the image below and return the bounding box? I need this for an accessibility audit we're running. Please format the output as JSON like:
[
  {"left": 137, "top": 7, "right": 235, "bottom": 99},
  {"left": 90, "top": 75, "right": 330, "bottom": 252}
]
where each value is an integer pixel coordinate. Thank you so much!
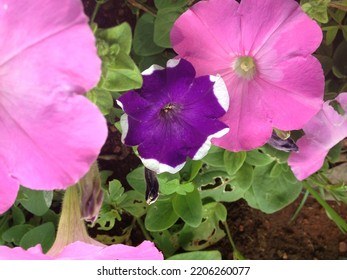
[
  {"left": 0, "top": 161, "right": 19, "bottom": 214},
  {"left": 0, "top": 245, "right": 51, "bottom": 260},
  {"left": 212, "top": 77, "right": 273, "bottom": 151},
  {"left": 0, "top": 0, "right": 100, "bottom": 88},
  {"left": 170, "top": 0, "right": 240, "bottom": 77},
  {"left": 335, "top": 92, "right": 347, "bottom": 111},
  {"left": 0, "top": 0, "right": 107, "bottom": 192},
  {"left": 0, "top": 89, "right": 107, "bottom": 189},
  {"left": 238, "top": 0, "right": 322, "bottom": 58},
  {"left": 56, "top": 241, "right": 164, "bottom": 260},
  {"left": 255, "top": 56, "right": 324, "bottom": 130},
  {"left": 288, "top": 101, "right": 347, "bottom": 180}
]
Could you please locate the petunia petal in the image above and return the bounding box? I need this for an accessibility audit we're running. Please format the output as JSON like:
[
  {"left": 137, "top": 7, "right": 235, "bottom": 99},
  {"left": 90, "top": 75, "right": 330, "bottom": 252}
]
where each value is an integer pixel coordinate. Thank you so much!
[
  {"left": 336, "top": 92, "right": 347, "bottom": 111},
  {"left": 0, "top": 90, "right": 107, "bottom": 190},
  {"left": 255, "top": 56, "right": 324, "bottom": 130},
  {"left": 212, "top": 77, "right": 273, "bottom": 151},
  {"left": 0, "top": 0, "right": 106, "bottom": 193},
  {"left": 0, "top": 161, "right": 19, "bottom": 214},
  {"left": 238, "top": 0, "right": 322, "bottom": 57},
  {"left": 0, "top": 244, "right": 51, "bottom": 260},
  {"left": 56, "top": 241, "right": 163, "bottom": 260},
  {"left": 0, "top": 241, "right": 163, "bottom": 260},
  {"left": 288, "top": 138, "right": 328, "bottom": 181},
  {"left": 170, "top": 0, "right": 239, "bottom": 77},
  {"left": 288, "top": 100, "right": 347, "bottom": 180}
]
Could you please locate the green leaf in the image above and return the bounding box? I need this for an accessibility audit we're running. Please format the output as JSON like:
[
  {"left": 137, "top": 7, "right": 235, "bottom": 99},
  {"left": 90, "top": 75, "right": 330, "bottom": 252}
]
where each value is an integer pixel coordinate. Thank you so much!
[
  {"left": 99, "top": 50, "right": 142, "bottom": 91},
  {"left": 152, "top": 230, "right": 179, "bottom": 257},
  {"left": 193, "top": 166, "right": 228, "bottom": 187},
  {"left": 154, "top": 0, "right": 188, "bottom": 9},
  {"left": 200, "top": 163, "right": 253, "bottom": 202},
  {"left": 96, "top": 22, "right": 132, "bottom": 55},
  {"left": 11, "top": 206, "right": 25, "bottom": 225},
  {"left": 154, "top": 8, "right": 183, "bottom": 48},
  {"left": 243, "top": 186, "right": 260, "bottom": 210},
  {"left": 301, "top": 0, "right": 330, "bottom": 23},
  {"left": 20, "top": 222, "right": 55, "bottom": 253},
  {"left": 224, "top": 151, "right": 246, "bottom": 175},
  {"left": 134, "top": 14, "right": 165, "bottom": 56},
  {"left": 178, "top": 202, "right": 226, "bottom": 250},
  {"left": 172, "top": 188, "right": 202, "bottom": 227},
  {"left": 159, "top": 178, "right": 194, "bottom": 195},
  {"left": 0, "top": 215, "right": 10, "bottom": 245},
  {"left": 137, "top": 53, "right": 168, "bottom": 71},
  {"left": 167, "top": 250, "right": 222, "bottom": 260},
  {"left": 333, "top": 41, "right": 347, "bottom": 78},
  {"left": 119, "top": 190, "right": 147, "bottom": 218},
  {"left": 327, "top": 142, "right": 343, "bottom": 163},
  {"left": 261, "top": 144, "right": 290, "bottom": 164},
  {"left": 245, "top": 149, "right": 274, "bottom": 166},
  {"left": 127, "top": 166, "right": 146, "bottom": 195},
  {"left": 233, "top": 163, "right": 254, "bottom": 190},
  {"left": 86, "top": 88, "right": 114, "bottom": 115},
  {"left": 246, "top": 163, "right": 302, "bottom": 213},
  {"left": 145, "top": 198, "right": 179, "bottom": 231},
  {"left": 179, "top": 159, "right": 203, "bottom": 182},
  {"left": 100, "top": 170, "right": 113, "bottom": 189},
  {"left": 317, "top": 53, "right": 334, "bottom": 75},
  {"left": 323, "top": 26, "right": 339, "bottom": 45},
  {"left": 41, "top": 209, "right": 59, "bottom": 226},
  {"left": 342, "top": 25, "right": 347, "bottom": 41},
  {"left": 107, "top": 180, "right": 126, "bottom": 204},
  {"left": 96, "top": 206, "right": 120, "bottom": 230},
  {"left": 269, "top": 162, "right": 283, "bottom": 177},
  {"left": 202, "top": 145, "right": 226, "bottom": 167},
  {"left": 18, "top": 188, "right": 53, "bottom": 216},
  {"left": 2, "top": 224, "right": 33, "bottom": 245}
]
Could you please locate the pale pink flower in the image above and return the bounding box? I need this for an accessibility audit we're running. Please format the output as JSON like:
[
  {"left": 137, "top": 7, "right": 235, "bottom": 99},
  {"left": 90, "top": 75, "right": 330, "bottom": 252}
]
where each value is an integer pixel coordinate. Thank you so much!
[
  {"left": 171, "top": 0, "right": 324, "bottom": 151},
  {"left": 0, "top": 185, "right": 163, "bottom": 260},
  {"left": 288, "top": 93, "right": 347, "bottom": 180},
  {"left": 0, "top": 241, "right": 163, "bottom": 260},
  {"left": 0, "top": 0, "right": 107, "bottom": 214}
]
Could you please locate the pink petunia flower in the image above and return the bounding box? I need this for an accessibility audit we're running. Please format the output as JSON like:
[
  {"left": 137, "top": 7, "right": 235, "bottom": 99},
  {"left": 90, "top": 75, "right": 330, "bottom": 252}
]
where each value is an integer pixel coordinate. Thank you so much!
[
  {"left": 0, "top": 185, "right": 163, "bottom": 260},
  {"left": 0, "top": 0, "right": 107, "bottom": 214},
  {"left": 0, "top": 241, "right": 163, "bottom": 260},
  {"left": 288, "top": 93, "right": 347, "bottom": 181},
  {"left": 171, "top": 0, "right": 324, "bottom": 151}
]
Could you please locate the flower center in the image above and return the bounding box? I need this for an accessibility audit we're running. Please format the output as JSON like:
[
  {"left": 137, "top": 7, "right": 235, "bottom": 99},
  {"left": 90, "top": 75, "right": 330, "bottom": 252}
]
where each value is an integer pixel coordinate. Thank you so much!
[
  {"left": 160, "top": 103, "right": 181, "bottom": 119},
  {"left": 163, "top": 103, "right": 174, "bottom": 112},
  {"left": 233, "top": 56, "right": 256, "bottom": 80}
]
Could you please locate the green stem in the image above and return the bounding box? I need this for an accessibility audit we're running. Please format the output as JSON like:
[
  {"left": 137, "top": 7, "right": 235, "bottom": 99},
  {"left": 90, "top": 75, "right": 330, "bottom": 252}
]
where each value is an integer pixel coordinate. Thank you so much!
[
  {"left": 308, "top": 175, "right": 327, "bottom": 188},
  {"left": 290, "top": 189, "right": 309, "bottom": 222},
  {"left": 222, "top": 221, "right": 246, "bottom": 260},
  {"left": 127, "top": 0, "right": 157, "bottom": 17},
  {"left": 136, "top": 217, "right": 152, "bottom": 241},
  {"left": 90, "top": 2, "right": 102, "bottom": 25},
  {"left": 304, "top": 182, "right": 347, "bottom": 233}
]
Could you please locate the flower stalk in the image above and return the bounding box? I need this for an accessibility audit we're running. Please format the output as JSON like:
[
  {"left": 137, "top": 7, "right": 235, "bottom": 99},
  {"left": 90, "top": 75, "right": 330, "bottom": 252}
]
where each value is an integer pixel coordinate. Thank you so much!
[{"left": 47, "top": 185, "right": 103, "bottom": 257}]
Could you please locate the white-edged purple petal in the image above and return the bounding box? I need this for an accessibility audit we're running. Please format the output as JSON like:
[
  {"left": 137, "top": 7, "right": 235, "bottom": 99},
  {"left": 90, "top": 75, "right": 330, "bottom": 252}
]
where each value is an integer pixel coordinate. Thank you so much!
[{"left": 117, "top": 59, "right": 229, "bottom": 173}]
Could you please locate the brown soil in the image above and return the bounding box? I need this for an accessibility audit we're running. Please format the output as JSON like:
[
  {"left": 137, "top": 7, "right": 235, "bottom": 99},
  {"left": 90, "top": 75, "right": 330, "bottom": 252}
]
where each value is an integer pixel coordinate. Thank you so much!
[
  {"left": 223, "top": 198, "right": 347, "bottom": 260},
  {"left": 84, "top": 0, "right": 347, "bottom": 260}
]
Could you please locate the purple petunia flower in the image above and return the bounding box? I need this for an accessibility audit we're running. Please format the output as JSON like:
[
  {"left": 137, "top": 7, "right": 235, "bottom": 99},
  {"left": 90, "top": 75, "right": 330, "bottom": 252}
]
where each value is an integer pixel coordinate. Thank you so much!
[{"left": 117, "top": 59, "right": 229, "bottom": 174}]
